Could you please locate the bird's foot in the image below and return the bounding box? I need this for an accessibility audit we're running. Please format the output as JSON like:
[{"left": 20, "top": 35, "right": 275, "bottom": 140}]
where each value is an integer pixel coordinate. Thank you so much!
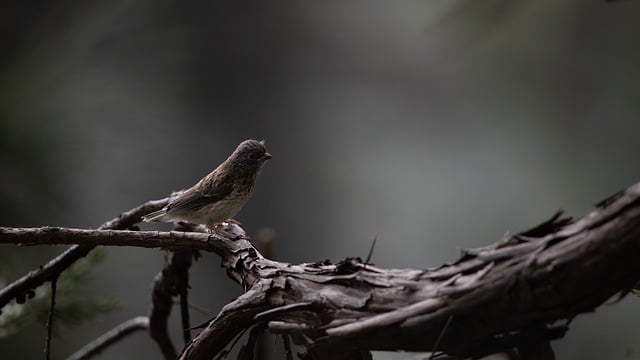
[{"left": 210, "top": 222, "right": 247, "bottom": 240}]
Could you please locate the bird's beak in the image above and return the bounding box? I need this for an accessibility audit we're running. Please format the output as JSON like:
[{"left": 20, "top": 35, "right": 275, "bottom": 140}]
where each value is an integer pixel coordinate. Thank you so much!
[{"left": 261, "top": 152, "right": 273, "bottom": 161}]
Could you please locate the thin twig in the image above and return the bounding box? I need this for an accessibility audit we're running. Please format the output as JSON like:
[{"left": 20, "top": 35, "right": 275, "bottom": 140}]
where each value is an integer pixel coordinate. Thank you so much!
[
  {"left": 172, "top": 300, "right": 214, "bottom": 316},
  {"left": 365, "top": 235, "right": 377, "bottom": 265},
  {"left": 65, "top": 317, "right": 149, "bottom": 360},
  {"left": 44, "top": 276, "right": 58, "bottom": 360},
  {"left": 169, "top": 222, "right": 195, "bottom": 346},
  {"left": 188, "top": 303, "right": 214, "bottom": 316},
  {"left": 237, "top": 324, "right": 266, "bottom": 360},
  {"left": 253, "top": 302, "right": 314, "bottom": 321},
  {"left": 283, "top": 334, "right": 294, "bottom": 360},
  {"left": 213, "top": 327, "right": 251, "bottom": 360},
  {"left": 429, "top": 315, "right": 453, "bottom": 360},
  {"left": 180, "top": 288, "right": 191, "bottom": 344}
]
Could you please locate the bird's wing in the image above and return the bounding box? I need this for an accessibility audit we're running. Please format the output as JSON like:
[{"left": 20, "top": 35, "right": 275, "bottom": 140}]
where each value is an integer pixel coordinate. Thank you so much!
[
  {"left": 167, "top": 177, "right": 233, "bottom": 213},
  {"left": 142, "top": 209, "right": 168, "bottom": 222}
]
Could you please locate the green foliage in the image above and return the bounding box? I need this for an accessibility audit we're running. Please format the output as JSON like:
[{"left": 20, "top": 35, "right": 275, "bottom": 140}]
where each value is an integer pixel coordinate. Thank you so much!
[{"left": 0, "top": 248, "right": 120, "bottom": 338}]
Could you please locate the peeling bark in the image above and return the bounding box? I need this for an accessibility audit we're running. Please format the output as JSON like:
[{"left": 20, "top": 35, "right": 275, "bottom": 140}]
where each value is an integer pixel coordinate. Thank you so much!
[
  {"left": 2, "top": 183, "right": 640, "bottom": 359},
  {"left": 180, "top": 182, "right": 640, "bottom": 358}
]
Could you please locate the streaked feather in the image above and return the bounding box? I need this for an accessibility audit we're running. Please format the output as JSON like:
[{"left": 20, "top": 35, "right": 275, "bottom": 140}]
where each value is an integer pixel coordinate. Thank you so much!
[{"left": 142, "top": 209, "right": 168, "bottom": 222}]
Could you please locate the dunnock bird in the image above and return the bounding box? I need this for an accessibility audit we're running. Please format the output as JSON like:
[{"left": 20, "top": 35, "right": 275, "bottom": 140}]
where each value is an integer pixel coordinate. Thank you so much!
[{"left": 143, "top": 139, "right": 272, "bottom": 229}]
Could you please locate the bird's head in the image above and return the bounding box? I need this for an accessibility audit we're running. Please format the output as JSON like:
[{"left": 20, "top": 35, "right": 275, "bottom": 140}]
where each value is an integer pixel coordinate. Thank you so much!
[{"left": 227, "top": 139, "right": 272, "bottom": 175}]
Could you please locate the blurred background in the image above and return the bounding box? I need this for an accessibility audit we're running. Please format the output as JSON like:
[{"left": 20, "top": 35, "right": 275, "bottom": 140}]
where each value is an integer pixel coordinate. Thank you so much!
[{"left": 1, "top": 0, "right": 640, "bottom": 359}]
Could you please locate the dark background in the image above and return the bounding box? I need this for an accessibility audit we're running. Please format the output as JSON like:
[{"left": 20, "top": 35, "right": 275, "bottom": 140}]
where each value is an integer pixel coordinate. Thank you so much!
[{"left": 1, "top": 1, "right": 640, "bottom": 359}]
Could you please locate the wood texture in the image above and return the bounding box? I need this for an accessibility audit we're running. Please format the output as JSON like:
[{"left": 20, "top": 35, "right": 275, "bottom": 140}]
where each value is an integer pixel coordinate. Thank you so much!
[{"left": 2, "top": 183, "right": 640, "bottom": 359}]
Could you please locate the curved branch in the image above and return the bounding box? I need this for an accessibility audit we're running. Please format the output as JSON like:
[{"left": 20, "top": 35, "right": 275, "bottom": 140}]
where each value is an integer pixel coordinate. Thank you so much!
[
  {"left": 149, "top": 248, "right": 197, "bottom": 359},
  {"left": 65, "top": 316, "right": 150, "bottom": 360},
  {"left": 179, "top": 279, "right": 274, "bottom": 360}
]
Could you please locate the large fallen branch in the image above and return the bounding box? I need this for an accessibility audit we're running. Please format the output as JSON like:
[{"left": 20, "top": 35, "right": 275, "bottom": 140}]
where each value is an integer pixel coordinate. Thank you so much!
[{"left": 2, "top": 182, "right": 640, "bottom": 359}]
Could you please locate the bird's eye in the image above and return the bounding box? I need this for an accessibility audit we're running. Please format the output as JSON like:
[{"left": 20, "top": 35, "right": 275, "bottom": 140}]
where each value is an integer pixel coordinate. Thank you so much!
[{"left": 248, "top": 153, "right": 257, "bottom": 160}]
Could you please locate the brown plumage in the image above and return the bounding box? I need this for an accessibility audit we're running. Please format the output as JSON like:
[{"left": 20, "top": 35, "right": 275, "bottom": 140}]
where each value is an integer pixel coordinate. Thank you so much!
[{"left": 142, "top": 139, "right": 272, "bottom": 228}]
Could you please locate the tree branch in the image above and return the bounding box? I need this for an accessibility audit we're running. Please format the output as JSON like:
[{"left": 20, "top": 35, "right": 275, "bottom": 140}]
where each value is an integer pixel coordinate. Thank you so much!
[
  {"left": 2, "top": 182, "right": 640, "bottom": 359},
  {"left": 0, "top": 197, "right": 171, "bottom": 310},
  {"left": 180, "top": 181, "right": 640, "bottom": 358},
  {"left": 237, "top": 324, "right": 266, "bottom": 360},
  {"left": 149, "top": 247, "right": 197, "bottom": 359},
  {"left": 44, "top": 276, "right": 58, "bottom": 360},
  {"left": 65, "top": 316, "right": 150, "bottom": 360},
  {"left": 0, "top": 227, "right": 218, "bottom": 250}
]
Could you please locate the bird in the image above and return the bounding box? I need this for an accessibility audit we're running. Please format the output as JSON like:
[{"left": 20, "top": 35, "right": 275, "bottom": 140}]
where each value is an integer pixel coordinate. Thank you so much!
[{"left": 142, "top": 139, "right": 272, "bottom": 230}]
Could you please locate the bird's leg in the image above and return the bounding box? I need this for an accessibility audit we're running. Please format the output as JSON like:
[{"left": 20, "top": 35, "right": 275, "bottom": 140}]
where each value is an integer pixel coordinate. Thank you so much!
[
  {"left": 225, "top": 218, "right": 242, "bottom": 226},
  {"left": 176, "top": 221, "right": 204, "bottom": 232}
]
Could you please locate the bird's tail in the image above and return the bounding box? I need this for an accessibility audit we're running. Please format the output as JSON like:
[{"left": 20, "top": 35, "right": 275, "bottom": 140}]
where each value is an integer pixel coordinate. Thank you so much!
[{"left": 142, "top": 209, "right": 168, "bottom": 222}]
